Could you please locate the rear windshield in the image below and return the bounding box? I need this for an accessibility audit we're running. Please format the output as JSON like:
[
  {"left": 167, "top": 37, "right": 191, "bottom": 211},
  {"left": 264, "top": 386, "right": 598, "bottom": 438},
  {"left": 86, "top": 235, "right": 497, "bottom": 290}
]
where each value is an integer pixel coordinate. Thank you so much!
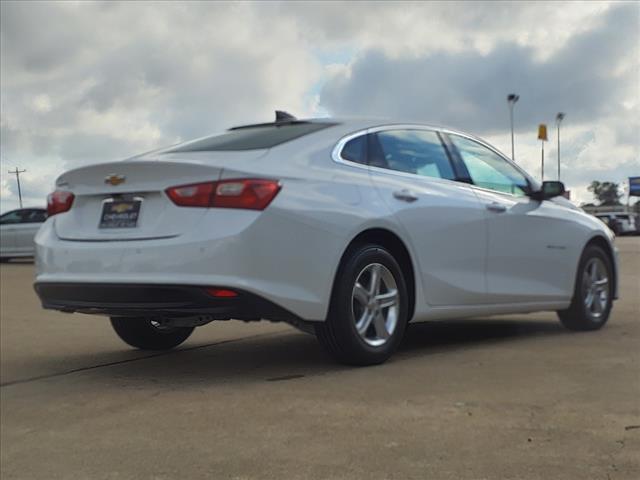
[{"left": 168, "top": 122, "right": 336, "bottom": 153}]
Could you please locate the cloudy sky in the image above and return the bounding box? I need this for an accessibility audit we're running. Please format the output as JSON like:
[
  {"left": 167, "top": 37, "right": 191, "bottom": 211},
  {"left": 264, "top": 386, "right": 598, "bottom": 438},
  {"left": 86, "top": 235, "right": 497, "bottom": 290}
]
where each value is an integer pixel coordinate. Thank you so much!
[{"left": 1, "top": 0, "right": 638, "bottom": 212}]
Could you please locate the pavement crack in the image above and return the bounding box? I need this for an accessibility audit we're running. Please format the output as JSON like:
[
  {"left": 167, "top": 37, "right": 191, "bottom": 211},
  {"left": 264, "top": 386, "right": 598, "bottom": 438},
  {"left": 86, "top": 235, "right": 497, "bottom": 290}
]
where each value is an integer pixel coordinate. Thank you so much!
[
  {"left": 266, "top": 374, "right": 306, "bottom": 382},
  {"left": 0, "top": 331, "right": 282, "bottom": 388}
]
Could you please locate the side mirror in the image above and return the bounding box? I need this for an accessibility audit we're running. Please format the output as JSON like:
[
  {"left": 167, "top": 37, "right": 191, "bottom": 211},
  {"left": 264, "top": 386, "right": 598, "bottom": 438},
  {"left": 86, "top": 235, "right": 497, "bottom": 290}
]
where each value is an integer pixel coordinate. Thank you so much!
[{"left": 530, "top": 181, "right": 566, "bottom": 201}]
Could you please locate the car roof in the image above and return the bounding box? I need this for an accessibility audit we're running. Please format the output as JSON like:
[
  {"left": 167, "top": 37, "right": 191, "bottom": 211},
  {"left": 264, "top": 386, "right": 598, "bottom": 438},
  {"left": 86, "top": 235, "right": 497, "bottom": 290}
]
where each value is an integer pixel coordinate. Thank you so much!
[
  {"left": 312, "top": 117, "right": 493, "bottom": 145},
  {"left": 1, "top": 207, "right": 46, "bottom": 215}
]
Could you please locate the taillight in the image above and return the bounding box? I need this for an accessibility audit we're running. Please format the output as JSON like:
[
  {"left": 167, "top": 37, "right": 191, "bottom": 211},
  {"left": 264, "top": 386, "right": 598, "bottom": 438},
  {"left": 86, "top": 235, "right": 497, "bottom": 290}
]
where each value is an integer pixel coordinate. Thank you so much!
[
  {"left": 165, "top": 182, "right": 215, "bottom": 207},
  {"left": 204, "top": 288, "right": 238, "bottom": 298},
  {"left": 213, "top": 179, "right": 281, "bottom": 210},
  {"left": 47, "top": 190, "right": 75, "bottom": 216},
  {"left": 166, "top": 179, "right": 280, "bottom": 210}
]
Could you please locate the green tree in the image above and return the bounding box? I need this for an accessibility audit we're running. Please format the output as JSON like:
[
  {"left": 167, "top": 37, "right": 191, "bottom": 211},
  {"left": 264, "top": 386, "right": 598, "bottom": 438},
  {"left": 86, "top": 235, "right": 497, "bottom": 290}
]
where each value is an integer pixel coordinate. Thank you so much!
[{"left": 587, "top": 181, "right": 622, "bottom": 206}]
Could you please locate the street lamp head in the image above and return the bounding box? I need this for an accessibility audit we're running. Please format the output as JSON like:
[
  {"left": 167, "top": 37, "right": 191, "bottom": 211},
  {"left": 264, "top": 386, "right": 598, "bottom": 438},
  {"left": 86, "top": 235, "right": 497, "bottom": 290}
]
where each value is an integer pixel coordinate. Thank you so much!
[
  {"left": 507, "top": 93, "right": 520, "bottom": 105},
  {"left": 556, "top": 112, "right": 566, "bottom": 124}
]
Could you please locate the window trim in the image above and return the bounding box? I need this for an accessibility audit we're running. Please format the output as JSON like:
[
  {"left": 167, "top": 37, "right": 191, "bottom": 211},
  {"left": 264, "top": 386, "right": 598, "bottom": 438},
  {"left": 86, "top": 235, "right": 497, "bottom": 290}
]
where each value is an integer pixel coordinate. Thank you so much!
[
  {"left": 332, "top": 124, "right": 463, "bottom": 183},
  {"left": 332, "top": 124, "right": 539, "bottom": 191}
]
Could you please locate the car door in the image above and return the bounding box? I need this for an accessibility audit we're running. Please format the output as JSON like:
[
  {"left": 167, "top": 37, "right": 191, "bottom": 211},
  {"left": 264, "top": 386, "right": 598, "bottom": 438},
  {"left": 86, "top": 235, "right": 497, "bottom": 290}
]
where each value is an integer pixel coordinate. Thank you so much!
[
  {"left": 0, "top": 210, "right": 22, "bottom": 256},
  {"left": 362, "top": 127, "right": 488, "bottom": 306},
  {"left": 446, "top": 133, "right": 578, "bottom": 304},
  {"left": 14, "top": 209, "right": 46, "bottom": 255}
]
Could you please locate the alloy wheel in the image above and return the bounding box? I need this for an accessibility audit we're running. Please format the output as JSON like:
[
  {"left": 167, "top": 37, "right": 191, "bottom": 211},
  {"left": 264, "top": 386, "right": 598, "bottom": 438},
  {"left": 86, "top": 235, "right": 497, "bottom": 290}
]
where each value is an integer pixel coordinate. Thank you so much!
[
  {"left": 351, "top": 263, "right": 400, "bottom": 347},
  {"left": 582, "top": 257, "right": 609, "bottom": 320}
]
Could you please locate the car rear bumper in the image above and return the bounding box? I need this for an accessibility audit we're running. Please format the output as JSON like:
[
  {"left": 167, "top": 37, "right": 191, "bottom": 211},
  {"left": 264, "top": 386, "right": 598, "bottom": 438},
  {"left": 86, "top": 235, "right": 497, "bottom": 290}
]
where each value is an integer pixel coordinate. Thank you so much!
[
  {"left": 34, "top": 282, "right": 303, "bottom": 324},
  {"left": 34, "top": 210, "right": 347, "bottom": 322}
]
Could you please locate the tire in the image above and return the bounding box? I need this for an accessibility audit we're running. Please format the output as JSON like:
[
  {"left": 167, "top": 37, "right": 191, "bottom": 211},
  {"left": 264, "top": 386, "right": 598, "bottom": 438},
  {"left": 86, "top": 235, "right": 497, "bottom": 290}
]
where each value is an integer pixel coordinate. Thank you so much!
[
  {"left": 0, "top": 257, "right": 10, "bottom": 263},
  {"left": 557, "top": 245, "right": 614, "bottom": 331},
  {"left": 316, "top": 244, "right": 409, "bottom": 365},
  {"left": 110, "top": 317, "right": 194, "bottom": 350}
]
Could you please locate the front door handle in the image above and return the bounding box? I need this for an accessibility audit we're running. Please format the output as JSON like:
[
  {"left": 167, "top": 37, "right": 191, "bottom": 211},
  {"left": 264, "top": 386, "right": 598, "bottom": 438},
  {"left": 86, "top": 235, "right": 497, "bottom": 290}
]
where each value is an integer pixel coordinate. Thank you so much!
[
  {"left": 486, "top": 202, "right": 507, "bottom": 213},
  {"left": 393, "top": 189, "right": 419, "bottom": 202}
]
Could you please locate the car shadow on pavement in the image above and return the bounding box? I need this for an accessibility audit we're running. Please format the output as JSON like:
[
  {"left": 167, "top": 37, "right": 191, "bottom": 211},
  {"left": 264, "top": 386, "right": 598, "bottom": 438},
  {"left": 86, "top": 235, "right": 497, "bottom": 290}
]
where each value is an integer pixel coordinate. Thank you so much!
[
  {"left": 399, "top": 318, "right": 565, "bottom": 358},
  {"left": 0, "top": 258, "right": 35, "bottom": 265},
  {"left": 13, "top": 318, "right": 567, "bottom": 389}
]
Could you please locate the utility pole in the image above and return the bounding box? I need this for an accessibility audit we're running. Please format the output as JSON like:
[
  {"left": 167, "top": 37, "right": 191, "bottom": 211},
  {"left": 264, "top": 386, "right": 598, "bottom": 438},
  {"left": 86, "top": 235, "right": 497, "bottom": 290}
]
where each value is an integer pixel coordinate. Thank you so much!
[
  {"left": 507, "top": 94, "right": 519, "bottom": 162},
  {"left": 8, "top": 167, "right": 26, "bottom": 208}
]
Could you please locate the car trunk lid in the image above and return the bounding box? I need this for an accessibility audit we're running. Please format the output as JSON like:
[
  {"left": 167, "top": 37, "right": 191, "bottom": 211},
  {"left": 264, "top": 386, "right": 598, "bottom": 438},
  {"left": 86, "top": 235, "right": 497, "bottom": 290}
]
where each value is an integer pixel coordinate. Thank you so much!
[{"left": 54, "top": 151, "right": 266, "bottom": 241}]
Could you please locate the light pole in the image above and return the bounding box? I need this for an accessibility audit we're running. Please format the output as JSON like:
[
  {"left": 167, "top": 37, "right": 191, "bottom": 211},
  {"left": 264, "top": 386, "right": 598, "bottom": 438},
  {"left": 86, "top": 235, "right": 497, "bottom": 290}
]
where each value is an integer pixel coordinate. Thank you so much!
[
  {"left": 507, "top": 94, "right": 519, "bottom": 162},
  {"left": 556, "top": 112, "right": 565, "bottom": 181}
]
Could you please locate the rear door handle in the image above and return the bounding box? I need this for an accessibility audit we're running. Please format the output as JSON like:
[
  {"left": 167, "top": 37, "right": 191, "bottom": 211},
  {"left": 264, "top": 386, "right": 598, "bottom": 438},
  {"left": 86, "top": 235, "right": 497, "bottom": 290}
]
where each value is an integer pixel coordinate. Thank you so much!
[
  {"left": 486, "top": 202, "right": 507, "bottom": 213},
  {"left": 393, "top": 189, "right": 419, "bottom": 202}
]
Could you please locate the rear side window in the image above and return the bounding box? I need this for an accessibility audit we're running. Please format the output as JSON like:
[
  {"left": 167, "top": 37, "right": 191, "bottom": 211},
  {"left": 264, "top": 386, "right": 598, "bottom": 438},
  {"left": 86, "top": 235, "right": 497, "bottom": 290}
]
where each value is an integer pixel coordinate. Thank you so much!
[
  {"left": 169, "top": 123, "right": 336, "bottom": 152},
  {"left": 340, "top": 135, "right": 367, "bottom": 164},
  {"left": 370, "top": 130, "right": 455, "bottom": 180}
]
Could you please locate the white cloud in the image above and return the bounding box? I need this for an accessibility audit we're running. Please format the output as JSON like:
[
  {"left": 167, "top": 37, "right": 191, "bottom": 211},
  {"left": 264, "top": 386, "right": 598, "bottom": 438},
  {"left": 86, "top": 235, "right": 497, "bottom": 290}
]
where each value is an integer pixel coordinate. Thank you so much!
[
  {"left": 1, "top": 1, "right": 323, "bottom": 212},
  {"left": 275, "top": 1, "right": 612, "bottom": 60},
  {"left": 29, "top": 94, "right": 52, "bottom": 113}
]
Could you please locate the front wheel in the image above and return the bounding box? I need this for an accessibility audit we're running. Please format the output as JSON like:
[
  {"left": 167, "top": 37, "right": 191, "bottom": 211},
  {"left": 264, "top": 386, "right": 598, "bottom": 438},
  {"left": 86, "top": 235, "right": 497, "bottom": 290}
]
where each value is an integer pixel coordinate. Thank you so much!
[
  {"left": 557, "top": 245, "right": 614, "bottom": 331},
  {"left": 316, "top": 244, "right": 409, "bottom": 365},
  {"left": 110, "top": 317, "right": 194, "bottom": 350}
]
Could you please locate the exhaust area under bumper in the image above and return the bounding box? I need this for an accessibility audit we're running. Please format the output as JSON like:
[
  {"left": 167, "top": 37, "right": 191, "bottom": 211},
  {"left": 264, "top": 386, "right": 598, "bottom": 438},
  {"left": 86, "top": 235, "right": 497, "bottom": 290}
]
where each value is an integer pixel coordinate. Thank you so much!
[{"left": 34, "top": 282, "right": 303, "bottom": 325}]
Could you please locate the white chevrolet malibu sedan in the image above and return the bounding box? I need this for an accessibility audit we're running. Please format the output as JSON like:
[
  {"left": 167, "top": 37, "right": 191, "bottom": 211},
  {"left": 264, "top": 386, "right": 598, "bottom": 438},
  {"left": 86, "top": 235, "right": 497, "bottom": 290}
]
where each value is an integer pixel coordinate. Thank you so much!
[{"left": 34, "top": 114, "right": 618, "bottom": 365}]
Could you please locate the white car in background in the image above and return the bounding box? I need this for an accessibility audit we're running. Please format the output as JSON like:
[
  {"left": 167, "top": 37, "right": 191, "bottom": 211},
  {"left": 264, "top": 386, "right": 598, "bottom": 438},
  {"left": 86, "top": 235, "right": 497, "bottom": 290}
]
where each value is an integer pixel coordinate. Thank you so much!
[
  {"left": 34, "top": 114, "right": 619, "bottom": 365},
  {"left": 1, "top": 208, "right": 47, "bottom": 261},
  {"left": 595, "top": 212, "right": 638, "bottom": 235}
]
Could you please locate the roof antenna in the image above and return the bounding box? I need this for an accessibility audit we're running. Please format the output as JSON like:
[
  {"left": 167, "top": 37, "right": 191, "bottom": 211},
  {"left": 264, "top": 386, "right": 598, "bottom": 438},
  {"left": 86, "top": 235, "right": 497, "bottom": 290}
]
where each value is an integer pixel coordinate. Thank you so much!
[{"left": 275, "top": 110, "right": 296, "bottom": 122}]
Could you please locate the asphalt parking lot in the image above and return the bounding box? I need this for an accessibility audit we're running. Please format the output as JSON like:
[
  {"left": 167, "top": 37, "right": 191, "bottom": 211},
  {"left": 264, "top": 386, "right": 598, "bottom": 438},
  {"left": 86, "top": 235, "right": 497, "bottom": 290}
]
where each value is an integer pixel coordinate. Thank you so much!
[{"left": 1, "top": 238, "right": 638, "bottom": 480}]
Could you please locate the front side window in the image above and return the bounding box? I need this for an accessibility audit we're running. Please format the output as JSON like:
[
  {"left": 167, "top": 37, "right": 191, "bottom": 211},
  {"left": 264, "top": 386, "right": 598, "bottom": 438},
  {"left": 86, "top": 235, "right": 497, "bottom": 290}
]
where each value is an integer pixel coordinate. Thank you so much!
[
  {"left": 26, "top": 210, "right": 47, "bottom": 223},
  {"left": 0, "top": 209, "right": 47, "bottom": 225},
  {"left": 370, "top": 130, "right": 455, "bottom": 180},
  {"left": 450, "top": 135, "right": 529, "bottom": 196}
]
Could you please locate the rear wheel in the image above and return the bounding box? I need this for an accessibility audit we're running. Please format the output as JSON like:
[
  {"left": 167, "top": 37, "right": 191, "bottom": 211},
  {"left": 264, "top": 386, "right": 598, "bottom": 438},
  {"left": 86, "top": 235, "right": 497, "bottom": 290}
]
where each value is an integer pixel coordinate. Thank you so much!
[
  {"left": 557, "top": 245, "right": 613, "bottom": 331},
  {"left": 110, "top": 317, "right": 194, "bottom": 350},
  {"left": 316, "top": 244, "right": 408, "bottom": 365}
]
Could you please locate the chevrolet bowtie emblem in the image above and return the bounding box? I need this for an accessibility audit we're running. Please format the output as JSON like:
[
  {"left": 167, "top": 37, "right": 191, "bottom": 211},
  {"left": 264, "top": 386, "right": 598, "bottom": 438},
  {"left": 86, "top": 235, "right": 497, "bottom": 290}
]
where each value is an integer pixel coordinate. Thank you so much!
[
  {"left": 105, "top": 174, "right": 126, "bottom": 186},
  {"left": 111, "top": 203, "right": 134, "bottom": 213}
]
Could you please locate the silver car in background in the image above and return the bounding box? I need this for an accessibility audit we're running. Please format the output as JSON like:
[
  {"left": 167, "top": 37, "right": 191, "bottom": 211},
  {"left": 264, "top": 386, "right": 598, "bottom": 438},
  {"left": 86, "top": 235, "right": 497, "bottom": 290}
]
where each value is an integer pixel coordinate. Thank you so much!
[{"left": 0, "top": 208, "right": 47, "bottom": 261}]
